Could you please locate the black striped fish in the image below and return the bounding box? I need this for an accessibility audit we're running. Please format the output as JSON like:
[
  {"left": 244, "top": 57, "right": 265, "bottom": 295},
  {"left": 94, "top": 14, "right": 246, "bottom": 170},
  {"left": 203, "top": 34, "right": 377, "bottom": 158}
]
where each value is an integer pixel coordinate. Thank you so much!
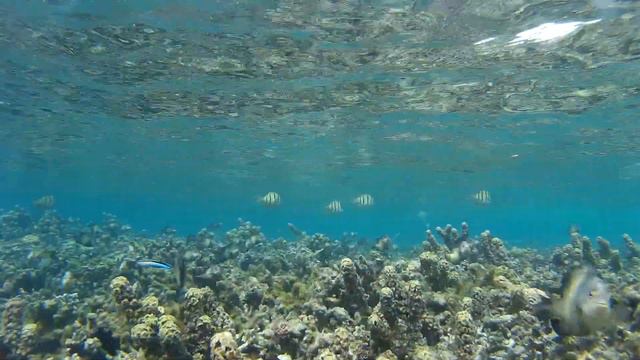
[
  {"left": 353, "top": 193, "right": 374, "bottom": 207},
  {"left": 33, "top": 195, "right": 55, "bottom": 209},
  {"left": 472, "top": 190, "right": 491, "bottom": 205},
  {"left": 326, "top": 200, "right": 343, "bottom": 214},
  {"left": 258, "top": 192, "right": 281, "bottom": 207}
]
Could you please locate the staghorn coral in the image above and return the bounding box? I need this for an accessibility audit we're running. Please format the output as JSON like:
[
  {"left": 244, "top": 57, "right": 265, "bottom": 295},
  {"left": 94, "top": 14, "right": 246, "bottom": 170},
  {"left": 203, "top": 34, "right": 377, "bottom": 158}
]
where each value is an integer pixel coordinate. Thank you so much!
[
  {"left": 610, "top": 251, "right": 623, "bottom": 272},
  {"left": 423, "top": 229, "right": 440, "bottom": 251},
  {"left": 435, "top": 224, "right": 460, "bottom": 250},
  {"left": 597, "top": 236, "right": 612, "bottom": 259},
  {"left": 581, "top": 236, "right": 596, "bottom": 265}
]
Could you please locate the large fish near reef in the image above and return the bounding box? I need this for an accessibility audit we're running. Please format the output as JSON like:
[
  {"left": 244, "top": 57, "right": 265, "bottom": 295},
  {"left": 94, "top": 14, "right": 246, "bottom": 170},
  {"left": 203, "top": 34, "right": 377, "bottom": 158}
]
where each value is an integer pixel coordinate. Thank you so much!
[
  {"left": 549, "top": 267, "right": 615, "bottom": 336},
  {"left": 33, "top": 195, "right": 55, "bottom": 209}
]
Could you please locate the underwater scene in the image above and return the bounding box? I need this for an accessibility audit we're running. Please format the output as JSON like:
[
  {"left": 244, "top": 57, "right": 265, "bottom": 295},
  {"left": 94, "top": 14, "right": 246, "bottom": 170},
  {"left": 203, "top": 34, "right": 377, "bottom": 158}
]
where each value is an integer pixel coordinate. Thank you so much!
[{"left": 1, "top": 0, "right": 640, "bottom": 359}]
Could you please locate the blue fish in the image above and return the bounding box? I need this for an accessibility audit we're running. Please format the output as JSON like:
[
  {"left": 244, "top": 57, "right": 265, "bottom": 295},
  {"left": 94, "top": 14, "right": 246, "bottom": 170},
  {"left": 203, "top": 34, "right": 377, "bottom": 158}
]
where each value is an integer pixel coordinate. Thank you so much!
[{"left": 135, "top": 260, "right": 173, "bottom": 270}]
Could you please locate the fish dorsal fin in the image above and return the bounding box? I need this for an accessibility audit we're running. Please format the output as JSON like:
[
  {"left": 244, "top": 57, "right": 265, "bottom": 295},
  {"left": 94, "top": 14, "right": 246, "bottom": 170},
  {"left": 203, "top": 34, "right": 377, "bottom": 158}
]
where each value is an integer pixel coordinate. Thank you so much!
[
  {"left": 559, "top": 265, "right": 591, "bottom": 292},
  {"left": 559, "top": 268, "right": 575, "bottom": 292}
]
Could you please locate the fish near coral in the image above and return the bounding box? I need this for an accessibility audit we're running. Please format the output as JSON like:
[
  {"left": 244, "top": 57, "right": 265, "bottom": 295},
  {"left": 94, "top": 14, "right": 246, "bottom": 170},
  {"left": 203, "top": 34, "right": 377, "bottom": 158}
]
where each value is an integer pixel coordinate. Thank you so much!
[
  {"left": 135, "top": 260, "right": 173, "bottom": 270},
  {"left": 33, "top": 195, "right": 55, "bottom": 209},
  {"left": 549, "top": 267, "right": 613, "bottom": 336},
  {"left": 375, "top": 235, "right": 392, "bottom": 252},
  {"left": 173, "top": 250, "right": 186, "bottom": 299}
]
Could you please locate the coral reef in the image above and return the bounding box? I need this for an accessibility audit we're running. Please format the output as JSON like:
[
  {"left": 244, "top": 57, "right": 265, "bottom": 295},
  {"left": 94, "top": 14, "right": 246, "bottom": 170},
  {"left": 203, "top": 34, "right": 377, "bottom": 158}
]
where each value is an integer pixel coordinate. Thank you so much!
[{"left": 1, "top": 209, "right": 640, "bottom": 359}]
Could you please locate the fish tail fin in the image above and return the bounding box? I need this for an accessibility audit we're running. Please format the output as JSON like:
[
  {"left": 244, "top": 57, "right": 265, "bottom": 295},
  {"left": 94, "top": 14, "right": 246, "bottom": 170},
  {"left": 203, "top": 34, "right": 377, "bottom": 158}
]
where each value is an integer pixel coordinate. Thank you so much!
[{"left": 175, "top": 287, "right": 186, "bottom": 302}]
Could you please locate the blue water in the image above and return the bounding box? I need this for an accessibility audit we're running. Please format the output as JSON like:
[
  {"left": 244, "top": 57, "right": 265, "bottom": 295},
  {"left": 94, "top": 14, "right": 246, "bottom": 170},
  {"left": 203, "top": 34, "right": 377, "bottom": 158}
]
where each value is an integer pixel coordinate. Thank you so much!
[{"left": 1, "top": 0, "right": 639, "bottom": 248}]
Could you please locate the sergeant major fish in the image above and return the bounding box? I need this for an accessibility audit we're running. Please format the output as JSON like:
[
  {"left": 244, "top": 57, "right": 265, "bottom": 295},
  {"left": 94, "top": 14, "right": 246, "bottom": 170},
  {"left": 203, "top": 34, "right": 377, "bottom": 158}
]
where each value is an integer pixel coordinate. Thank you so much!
[
  {"left": 258, "top": 191, "right": 281, "bottom": 207},
  {"left": 326, "top": 200, "right": 343, "bottom": 214},
  {"left": 33, "top": 195, "right": 55, "bottom": 210},
  {"left": 472, "top": 190, "right": 491, "bottom": 205},
  {"left": 353, "top": 193, "right": 374, "bottom": 207}
]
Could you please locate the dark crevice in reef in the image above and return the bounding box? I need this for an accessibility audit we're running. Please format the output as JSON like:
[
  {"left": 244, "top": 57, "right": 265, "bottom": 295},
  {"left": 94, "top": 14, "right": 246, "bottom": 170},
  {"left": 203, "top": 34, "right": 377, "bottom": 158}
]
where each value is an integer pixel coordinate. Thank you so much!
[{"left": 93, "top": 327, "right": 120, "bottom": 356}]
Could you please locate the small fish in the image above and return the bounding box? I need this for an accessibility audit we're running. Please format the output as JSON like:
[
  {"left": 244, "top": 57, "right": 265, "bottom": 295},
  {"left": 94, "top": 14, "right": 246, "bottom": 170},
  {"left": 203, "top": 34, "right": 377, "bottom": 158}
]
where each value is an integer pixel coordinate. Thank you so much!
[
  {"left": 61, "top": 271, "right": 73, "bottom": 290},
  {"left": 33, "top": 195, "right": 55, "bottom": 209},
  {"left": 549, "top": 267, "right": 614, "bottom": 336},
  {"left": 287, "top": 222, "right": 304, "bottom": 237},
  {"left": 417, "top": 210, "right": 429, "bottom": 226},
  {"left": 620, "top": 162, "right": 640, "bottom": 180},
  {"left": 568, "top": 224, "right": 581, "bottom": 235},
  {"left": 160, "top": 226, "right": 177, "bottom": 236},
  {"left": 135, "top": 260, "right": 173, "bottom": 270},
  {"left": 353, "top": 193, "right": 374, "bottom": 207},
  {"left": 375, "top": 235, "right": 392, "bottom": 252},
  {"left": 472, "top": 190, "right": 491, "bottom": 205},
  {"left": 326, "top": 200, "right": 343, "bottom": 214},
  {"left": 258, "top": 192, "right": 281, "bottom": 207},
  {"left": 206, "top": 222, "right": 223, "bottom": 231}
]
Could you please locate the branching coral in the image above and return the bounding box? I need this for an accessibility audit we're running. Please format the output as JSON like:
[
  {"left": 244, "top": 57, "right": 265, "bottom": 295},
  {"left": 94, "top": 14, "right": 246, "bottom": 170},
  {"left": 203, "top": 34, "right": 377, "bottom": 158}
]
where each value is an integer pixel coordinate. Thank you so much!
[{"left": 2, "top": 210, "right": 640, "bottom": 360}]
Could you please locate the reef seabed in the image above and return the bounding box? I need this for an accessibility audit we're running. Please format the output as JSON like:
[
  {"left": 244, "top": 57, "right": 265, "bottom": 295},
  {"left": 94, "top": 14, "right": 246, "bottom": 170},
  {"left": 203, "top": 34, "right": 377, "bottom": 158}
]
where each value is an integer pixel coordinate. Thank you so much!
[{"left": 1, "top": 209, "right": 640, "bottom": 359}]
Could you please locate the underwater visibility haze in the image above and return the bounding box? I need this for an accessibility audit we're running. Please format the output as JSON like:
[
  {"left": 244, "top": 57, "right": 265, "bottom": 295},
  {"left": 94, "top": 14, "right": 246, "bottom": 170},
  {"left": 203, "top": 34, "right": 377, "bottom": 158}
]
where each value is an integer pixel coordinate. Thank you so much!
[{"left": 1, "top": 0, "right": 640, "bottom": 359}]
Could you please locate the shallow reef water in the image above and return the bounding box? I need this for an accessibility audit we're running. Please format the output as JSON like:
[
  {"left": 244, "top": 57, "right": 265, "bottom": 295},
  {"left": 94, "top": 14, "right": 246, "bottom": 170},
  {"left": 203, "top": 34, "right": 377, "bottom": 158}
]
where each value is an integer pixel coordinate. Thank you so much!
[
  {"left": 2, "top": 0, "right": 640, "bottom": 359},
  {"left": 1, "top": 208, "right": 640, "bottom": 359}
]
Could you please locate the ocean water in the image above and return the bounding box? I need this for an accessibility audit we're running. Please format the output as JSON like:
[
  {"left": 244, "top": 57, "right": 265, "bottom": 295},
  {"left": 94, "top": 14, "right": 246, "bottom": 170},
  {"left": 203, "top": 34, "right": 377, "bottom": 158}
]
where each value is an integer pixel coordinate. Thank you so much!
[
  {"left": 4, "top": 2, "right": 640, "bottom": 360},
  {"left": 1, "top": 0, "right": 639, "bottom": 248}
]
